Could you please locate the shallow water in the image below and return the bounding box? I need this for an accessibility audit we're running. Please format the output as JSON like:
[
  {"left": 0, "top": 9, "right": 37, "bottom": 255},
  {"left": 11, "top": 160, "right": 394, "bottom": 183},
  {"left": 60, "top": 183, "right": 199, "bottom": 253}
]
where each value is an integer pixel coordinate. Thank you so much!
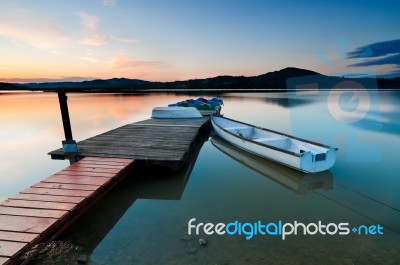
[{"left": 1, "top": 90, "right": 399, "bottom": 264}]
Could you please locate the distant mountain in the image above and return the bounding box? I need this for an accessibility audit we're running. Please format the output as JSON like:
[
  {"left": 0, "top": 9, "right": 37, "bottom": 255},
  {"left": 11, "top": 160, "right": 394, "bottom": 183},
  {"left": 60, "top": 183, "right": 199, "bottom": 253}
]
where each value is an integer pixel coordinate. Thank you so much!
[
  {"left": 0, "top": 82, "right": 20, "bottom": 90},
  {"left": 2, "top": 67, "right": 399, "bottom": 91}
]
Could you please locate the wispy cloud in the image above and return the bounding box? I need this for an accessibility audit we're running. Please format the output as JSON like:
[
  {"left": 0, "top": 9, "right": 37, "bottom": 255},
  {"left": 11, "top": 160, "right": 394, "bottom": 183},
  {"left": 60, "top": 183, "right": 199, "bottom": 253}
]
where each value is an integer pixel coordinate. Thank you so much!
[
  {"left": 347, "top": 39, "right": 400, "bottom": 77},
  {"left": 0, "top": 9, "right": 69, "bottom": 49},
  {"left": 77, "top": 12, "right": 98, "bottom": 32},
  {"left": 80, "top": 49, "right": 99, "bottom": 63},
  {"left": 80, "top": 35, "right": 108, "bottom": 46},
  {"left": 347, "top": 39, "right": 400, "bottom": 59},
  {"left": 101, "top": 0, "right": 117, "bottom": 6},
  {"left": 109, "top": 53, "right": 164, "bottom": 69},
  {"left": 77, "top": 12, "right": 107, "bottom": 46},
  {"left": 111, "top": 36, "right": 137, "bottom": 44},
  {"left": 349, "top": 53, "right": 400, "bottom": 67},
  {"left": 76, "top": 12, "right": 137, "bottom": 47},
  {"left": 0, "top": 76, "right": 96, "bottom": 83}
]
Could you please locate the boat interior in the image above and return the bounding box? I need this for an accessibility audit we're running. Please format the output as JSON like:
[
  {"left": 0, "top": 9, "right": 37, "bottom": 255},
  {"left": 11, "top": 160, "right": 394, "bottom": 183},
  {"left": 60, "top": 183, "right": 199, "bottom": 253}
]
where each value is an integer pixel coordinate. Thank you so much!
[{"left": 225, "top": 125, "right": 328, "bottom": 157}]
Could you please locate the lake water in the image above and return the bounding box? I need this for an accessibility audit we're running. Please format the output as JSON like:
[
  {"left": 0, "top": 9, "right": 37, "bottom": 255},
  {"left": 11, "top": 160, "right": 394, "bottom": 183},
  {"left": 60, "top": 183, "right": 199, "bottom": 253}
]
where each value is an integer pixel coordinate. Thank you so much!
[{"left": 0, "top": 90, "right": 399, "bottom": 264}]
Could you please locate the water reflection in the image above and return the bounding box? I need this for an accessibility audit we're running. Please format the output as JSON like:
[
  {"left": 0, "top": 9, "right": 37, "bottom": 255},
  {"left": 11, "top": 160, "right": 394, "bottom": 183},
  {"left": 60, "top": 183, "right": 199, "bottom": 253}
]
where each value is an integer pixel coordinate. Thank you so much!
[
  {"left": 55, "top": 134, "right": 207, "bottom": 253},
  {"left": 211, "top": 136, "right": 333, "bottom": 194},
  {"left": 222, "top": 92, "right": 315, "bottom": 107},
  {"left": 349, "top": 92, "right": 400, "bottom": 135},
  {"left": 1, "top": 91, "right": 399, "bottom": 264}
]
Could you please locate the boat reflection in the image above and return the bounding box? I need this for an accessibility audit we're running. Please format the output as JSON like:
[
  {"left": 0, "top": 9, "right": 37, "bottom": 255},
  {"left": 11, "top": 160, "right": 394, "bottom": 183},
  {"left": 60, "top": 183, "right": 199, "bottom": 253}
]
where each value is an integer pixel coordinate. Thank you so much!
[{"left": 211, "top": 136, "right": 333, "bottom": 194}]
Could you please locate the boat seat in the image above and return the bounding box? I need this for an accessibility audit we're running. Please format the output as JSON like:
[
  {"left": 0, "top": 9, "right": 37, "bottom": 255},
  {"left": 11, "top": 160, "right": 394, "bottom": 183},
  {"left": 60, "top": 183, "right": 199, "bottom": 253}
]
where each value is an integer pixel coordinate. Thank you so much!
[
  {"left": 225, "top": 126, "right": 248, "bottom": 130},
  {"left": 253, "top": 137, "right": 286, "bottom": 142}
]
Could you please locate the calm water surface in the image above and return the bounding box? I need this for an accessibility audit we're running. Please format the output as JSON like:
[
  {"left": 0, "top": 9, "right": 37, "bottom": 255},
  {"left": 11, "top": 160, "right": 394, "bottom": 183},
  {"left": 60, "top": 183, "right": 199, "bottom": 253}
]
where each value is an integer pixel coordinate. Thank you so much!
[{"left": 0, "top": 91, "right": 399, "bottom": 264}]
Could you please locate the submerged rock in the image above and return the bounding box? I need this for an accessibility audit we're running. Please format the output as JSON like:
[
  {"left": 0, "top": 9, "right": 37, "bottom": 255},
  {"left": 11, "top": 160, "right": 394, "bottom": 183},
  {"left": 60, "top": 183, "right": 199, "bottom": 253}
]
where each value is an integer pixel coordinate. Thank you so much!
[
  {"left": 78, "top": 254, "right": 88, "bottom": 264},
  {"left": 181, "top": 233, "right": 193, "bottom": 241},
  {"left": 199, "top": 238, "right": 207, "bottom": 246}
]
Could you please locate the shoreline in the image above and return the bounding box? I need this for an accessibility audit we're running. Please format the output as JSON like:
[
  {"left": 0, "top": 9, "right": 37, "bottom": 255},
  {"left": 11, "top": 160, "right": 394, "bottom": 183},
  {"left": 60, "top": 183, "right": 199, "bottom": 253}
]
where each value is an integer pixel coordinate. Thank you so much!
[{"left": 0, "top": 88, "right": 399, "bottom": 94}]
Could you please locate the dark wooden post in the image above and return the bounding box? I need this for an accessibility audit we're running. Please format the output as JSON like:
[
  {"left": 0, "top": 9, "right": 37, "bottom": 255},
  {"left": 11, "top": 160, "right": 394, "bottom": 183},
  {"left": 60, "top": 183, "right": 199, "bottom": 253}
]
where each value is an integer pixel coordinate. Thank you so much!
[{"left": 58, "top": 91, "right": 78, "bottom": 164}]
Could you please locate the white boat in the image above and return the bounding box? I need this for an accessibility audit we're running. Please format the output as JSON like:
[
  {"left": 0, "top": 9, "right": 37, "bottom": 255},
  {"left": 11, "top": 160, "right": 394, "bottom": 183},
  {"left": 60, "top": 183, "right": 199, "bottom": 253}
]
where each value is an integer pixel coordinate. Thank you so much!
[
  {"left": 211, "top": 136, "right": 333, "bottom": 194},
  {"left": 211, "top": 115, "right": 338, "bottom": 173},
  {"left": 151, "top": 107, "right": 202, "bottom": 119}
]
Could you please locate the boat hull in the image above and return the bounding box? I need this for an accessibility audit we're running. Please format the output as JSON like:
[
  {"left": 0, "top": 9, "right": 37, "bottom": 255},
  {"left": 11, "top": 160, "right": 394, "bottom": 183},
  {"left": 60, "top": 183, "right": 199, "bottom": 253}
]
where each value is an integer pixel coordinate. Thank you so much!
[{"left": 211, "top": 116, "right": 337, "bottom": 173}]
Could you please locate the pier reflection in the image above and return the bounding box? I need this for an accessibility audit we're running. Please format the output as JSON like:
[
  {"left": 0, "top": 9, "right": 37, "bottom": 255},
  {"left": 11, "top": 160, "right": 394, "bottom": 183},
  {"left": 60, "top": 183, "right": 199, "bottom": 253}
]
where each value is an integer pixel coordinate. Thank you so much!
[{"left": 56, "top": 133, "right": 208, "bottom": 253}]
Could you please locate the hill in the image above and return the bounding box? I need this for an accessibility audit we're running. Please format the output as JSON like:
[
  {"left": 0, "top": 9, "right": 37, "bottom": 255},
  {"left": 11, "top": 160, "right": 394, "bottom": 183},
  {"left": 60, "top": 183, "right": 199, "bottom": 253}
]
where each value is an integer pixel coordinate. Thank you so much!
[{"left": 1, "top": 67, "right": 399, "bottom": 92}]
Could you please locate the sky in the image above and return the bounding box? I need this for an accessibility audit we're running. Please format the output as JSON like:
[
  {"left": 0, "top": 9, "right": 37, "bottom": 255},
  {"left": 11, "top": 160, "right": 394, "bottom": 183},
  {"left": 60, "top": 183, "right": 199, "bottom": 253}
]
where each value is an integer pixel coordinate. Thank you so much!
[{"left": 0, "top": 0, "right": 399, "bottom": 82}]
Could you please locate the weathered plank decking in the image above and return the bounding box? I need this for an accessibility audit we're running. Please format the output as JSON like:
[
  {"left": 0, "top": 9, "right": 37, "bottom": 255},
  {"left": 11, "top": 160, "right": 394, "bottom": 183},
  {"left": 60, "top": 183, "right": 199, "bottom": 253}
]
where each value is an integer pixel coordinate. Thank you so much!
[
  {"left": 49, "top": 117, "right": 210, "bottom": 168},
  {"left": 0, "top": 157, "right": 134, "bottom": 265}
]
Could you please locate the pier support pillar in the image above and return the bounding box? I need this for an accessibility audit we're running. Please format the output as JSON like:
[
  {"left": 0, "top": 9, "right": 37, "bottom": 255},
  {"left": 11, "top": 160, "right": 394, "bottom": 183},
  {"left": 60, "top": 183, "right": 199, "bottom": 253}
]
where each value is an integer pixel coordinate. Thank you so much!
[{"left": 58, "top": 91, "right": 78, "bottom": 164}]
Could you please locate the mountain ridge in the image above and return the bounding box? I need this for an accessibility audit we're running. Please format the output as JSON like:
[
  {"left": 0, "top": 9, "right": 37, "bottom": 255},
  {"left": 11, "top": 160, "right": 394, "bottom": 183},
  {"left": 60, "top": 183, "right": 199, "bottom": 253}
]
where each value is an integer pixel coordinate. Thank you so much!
[{"left": 1, "top": 67, "right": 399, "bottom": 91}]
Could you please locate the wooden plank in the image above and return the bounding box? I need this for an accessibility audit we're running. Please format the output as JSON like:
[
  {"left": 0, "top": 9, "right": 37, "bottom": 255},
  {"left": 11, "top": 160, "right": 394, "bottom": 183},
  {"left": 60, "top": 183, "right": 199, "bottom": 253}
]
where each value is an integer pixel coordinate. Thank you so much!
[
  {"left": 0, "top": 241, "right": 27, "bottom": 258},
  {"left": 32, "top": 183, "right": 99, "bottom": 191},
  {"left": 81, "top": 132, "right": 197, "bottom": 139},
  {"left": 130, "top": 123, "right": 203, "bottom": 127},
  {"left": 77, "top": 143, "right": 189, "bottom": 152},
  {"left": 43, "top": 175, "right": 110, "bottom": 186},
  {"left": 22, "top": 188, "right": 93, "bottom": 197},
  {"left": 100, "top": 129, "right": 199, "bottom": 135},
  {"left": 79, "top": 153, "right": 183, "bottom": 161},
  {"left": 66, "top": 163, "right": 127, "bottom": 169},
  {"left": 54, "top": 170, "right": 114, "bottom": 178},
  {"left": 0, "top": 231, "right": 38, "bottom": 243},
  {"left": 133, "top": 118, "right": 208, "bottom": 125},
  {"left": 73, "top": 159, "right": 132, "bottom": 166},
  {"left": 91, "top": 133, "right": 198, "bottom": 139},
  {"left": 81, "top": 139, "right": 193, "bottom": 146},
  {"left": 74, "top": 148, "right": 186, "bottom": 157},
  {"left": 78, "top": 157, "right": 133, "bottom": 163},
  {"left": 63, "top": 166, "right": 121, "bottom": 174},
  {"left": 0, "top": 257, "right": 9, "bottom": 265},
  {"left": 0, "top": 206, "right": 67, "bottom": 219},
  {"left": 50, "top": 151, "right": 183, "bottom": 162},
  {"left": 11, "top": 193, "right": 85, "bottom": 204},
  {"left": 1, "top": 200, "right": 76, "bottom": 211},
  {"left": 0, "top": 215, "right": 58, "bottom": 233}
]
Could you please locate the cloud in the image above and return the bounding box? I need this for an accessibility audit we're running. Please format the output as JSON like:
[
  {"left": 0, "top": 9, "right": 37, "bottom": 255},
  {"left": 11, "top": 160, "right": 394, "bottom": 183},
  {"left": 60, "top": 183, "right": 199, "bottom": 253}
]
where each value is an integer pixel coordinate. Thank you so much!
[
  {"left": 111, "top": 36, "right": 138, "bottom": 44},
  {"left": 101, "top": 0, "right": 117, "bottom": 6},
  {"left": 347, "top": 39, "right": 400, "bottom": 59},
  {"left": 0, "top": 9, "right": 69, "bottom": 49},
  {"left": 349, "top": 53, "right": 400, "bottom": 67},
  {"left": 80, "top": 35, "right": 108, "bottom": 46},
  {"left": 0, "top": 76, "right": 96, "bottom": 83},
  {"left": 77, "top": 12, "right": 108, "bottom": 46},
  {"left": 76, "top": 12, "right": 137, "bottom": 47},
  {"left": 109, "top": 54, "right": 164, "bottom": 69},
  {"left": 347, "top": 39, "right": 400, "bottom": 75},
  {"left": 77, "top": 12, "right": 98, "bottom": 32}
]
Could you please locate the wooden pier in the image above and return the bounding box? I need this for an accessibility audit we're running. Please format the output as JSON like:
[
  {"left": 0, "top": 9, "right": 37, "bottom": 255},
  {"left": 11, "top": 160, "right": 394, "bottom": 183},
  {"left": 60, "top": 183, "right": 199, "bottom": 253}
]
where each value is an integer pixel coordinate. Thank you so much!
[
  {"left": 49, "top": 117, "right": 210, "bottom": 168},
  {"left": 0, "top": 157, "right": 134, "bottom": 265},
  {"left": 0, "top": 115, "right": 210, "bottom": 264}
]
